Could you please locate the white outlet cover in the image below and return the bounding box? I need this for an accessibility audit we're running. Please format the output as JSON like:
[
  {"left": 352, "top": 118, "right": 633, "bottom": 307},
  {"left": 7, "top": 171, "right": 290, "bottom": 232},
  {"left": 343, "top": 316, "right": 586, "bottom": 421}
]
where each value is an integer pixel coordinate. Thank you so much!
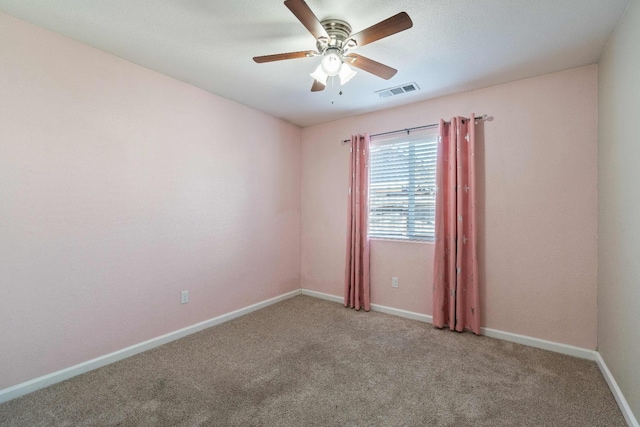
[{"left": 181, "top": 290, "right": 189, "bottom": 304}]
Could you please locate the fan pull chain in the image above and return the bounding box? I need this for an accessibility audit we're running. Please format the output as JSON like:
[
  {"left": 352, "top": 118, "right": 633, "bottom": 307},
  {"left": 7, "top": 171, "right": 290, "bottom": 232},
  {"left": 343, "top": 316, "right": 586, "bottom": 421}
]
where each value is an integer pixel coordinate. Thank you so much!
[
  {"left": 331, "top": 75, "right": 335, "bottom": 104},
  {"left": 330, "top": 76, "right": 344, "bottom": 105}
]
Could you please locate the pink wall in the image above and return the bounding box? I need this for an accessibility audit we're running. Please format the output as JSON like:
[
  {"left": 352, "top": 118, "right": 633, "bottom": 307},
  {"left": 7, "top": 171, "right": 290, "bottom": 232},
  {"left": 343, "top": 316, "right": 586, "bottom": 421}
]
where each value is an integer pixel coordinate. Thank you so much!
[
  {"left": 0, "top": 13, "right": 301, "bottom": 390},
  {"left": 302, "top": 65, "right": 598, "bottom": 349}
]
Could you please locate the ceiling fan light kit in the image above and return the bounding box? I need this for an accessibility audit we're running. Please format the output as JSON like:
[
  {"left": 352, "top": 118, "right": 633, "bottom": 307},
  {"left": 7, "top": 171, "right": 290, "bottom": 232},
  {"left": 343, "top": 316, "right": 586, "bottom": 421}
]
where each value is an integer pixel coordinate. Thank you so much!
[
  {"left": 253, "top": 0, "right": 413, "bottom": 92},
  {"left": 320, "top": 49, "right": 342, "bottom": 76}
]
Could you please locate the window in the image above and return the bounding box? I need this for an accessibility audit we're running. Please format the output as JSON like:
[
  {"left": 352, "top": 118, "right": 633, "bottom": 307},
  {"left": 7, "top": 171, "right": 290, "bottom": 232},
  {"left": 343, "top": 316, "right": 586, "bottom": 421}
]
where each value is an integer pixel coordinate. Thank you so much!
[{"left": 368, "top": 129, "right": 438, "bottom": 242}]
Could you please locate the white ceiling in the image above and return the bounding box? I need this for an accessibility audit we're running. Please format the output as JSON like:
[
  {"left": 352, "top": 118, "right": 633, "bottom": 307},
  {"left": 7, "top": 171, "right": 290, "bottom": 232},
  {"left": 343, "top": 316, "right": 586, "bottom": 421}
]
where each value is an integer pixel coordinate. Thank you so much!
[{"left": 0, "top": 0, "right": 629, "bottom": 127}]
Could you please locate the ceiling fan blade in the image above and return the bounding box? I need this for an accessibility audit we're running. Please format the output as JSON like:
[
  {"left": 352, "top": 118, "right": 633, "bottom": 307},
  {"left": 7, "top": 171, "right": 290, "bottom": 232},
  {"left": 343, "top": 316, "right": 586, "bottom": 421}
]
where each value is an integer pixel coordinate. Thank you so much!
[
  {"left": 253, "top": 51, "right": 314, "bottom": 63},
  {"left": 311, "top": 80, "right": 325, "bottom": 92},
  {"left": 284, "top": 0, "right": 329, "bottom": 41},
  {"left": 346, "top": 54, "right": 397, "bottom": 80},
  {"left": 348, "top": 12, "right": 413, "bottom": 48}
]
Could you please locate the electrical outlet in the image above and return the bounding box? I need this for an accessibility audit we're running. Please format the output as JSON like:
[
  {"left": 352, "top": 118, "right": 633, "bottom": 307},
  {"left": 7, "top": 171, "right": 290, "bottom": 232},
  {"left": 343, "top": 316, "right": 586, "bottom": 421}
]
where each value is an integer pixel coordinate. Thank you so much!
[
  {"left": 392, "top": 277, "right": 399, "bottom": 288},
  {"left": 181, "top": 290, "right": 189, "bottom": 304}
]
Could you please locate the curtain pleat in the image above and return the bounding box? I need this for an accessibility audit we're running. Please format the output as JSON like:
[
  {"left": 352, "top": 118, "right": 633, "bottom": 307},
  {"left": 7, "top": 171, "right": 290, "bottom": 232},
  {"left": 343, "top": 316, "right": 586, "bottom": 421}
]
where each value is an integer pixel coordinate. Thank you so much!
[
  {"left": 433, "top": 116, "right": 480, "bottom": 334},
  {"left": 344, "top": 134, "right": 371, "bottom": 311}
]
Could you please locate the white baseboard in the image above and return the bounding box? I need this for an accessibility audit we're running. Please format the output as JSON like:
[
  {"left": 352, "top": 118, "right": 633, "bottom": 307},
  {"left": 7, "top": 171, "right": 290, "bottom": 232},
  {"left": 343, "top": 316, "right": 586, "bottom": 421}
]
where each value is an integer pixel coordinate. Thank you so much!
[
  {"left": 0, "top": 289, "right": 301, "bottom": 404},
  {"left": 301, "top": 288, "right": 343, "bottom": 304},
  {"left": 300, "top": 288, "right": 434, "bottom": 323},
  {"left": 479, "top": 327, "right": 597, "bottom": 360},
  {"left": 370, "top": 302, "right": 433, "bottom": 324},
  {"left": 595, "top": 352, "right": 639, "bottom": 427}
]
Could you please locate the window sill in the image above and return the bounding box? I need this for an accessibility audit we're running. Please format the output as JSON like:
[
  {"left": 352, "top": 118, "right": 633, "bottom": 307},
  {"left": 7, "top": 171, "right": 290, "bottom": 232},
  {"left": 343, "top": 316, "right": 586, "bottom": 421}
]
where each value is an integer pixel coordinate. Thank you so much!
[{"left": 369, "top": 237, "right": 435, "bottom": 245}]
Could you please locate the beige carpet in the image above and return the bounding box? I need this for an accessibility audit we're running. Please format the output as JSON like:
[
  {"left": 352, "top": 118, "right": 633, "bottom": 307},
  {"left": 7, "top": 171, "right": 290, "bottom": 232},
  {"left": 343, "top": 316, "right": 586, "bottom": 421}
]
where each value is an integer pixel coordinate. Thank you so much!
[{"left": 0, "top": 296, "right": 626, "bottom": 426}]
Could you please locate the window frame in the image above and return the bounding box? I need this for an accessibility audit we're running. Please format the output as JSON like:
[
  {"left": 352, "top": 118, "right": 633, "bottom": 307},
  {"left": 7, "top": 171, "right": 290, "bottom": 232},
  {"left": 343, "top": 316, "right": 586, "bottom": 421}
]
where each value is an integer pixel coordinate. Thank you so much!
[{"left": 368, "top": 128, "right": 438, "bottom": 243}]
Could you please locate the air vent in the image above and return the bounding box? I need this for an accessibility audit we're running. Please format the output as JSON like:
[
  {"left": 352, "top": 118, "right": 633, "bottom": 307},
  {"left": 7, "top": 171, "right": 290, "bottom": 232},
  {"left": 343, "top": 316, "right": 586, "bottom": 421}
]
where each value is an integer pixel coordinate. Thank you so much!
[{"left": 376, "top": 82, "right": 420, "bottom": 98}]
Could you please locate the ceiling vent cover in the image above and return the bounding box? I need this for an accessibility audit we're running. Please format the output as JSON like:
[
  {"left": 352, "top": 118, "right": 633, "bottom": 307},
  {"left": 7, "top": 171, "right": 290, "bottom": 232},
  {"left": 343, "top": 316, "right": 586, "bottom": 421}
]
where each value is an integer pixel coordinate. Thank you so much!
[{"left": 376, "top": 82, "right": 420, "bottom": 98}]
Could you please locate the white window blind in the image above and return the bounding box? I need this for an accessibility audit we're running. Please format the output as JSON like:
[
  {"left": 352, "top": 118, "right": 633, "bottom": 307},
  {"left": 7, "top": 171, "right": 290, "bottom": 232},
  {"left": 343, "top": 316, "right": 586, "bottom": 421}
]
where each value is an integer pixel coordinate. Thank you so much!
[{"left": 368, "top": 128, "right": 438, "bottom": 242}]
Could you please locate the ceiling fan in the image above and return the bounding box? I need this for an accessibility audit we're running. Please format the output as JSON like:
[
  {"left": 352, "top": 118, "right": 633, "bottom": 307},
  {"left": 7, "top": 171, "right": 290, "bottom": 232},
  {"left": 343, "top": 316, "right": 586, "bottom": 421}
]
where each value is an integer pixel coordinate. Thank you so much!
[{"left": 253, "top": 0, "right": 413, "bottom": 92}]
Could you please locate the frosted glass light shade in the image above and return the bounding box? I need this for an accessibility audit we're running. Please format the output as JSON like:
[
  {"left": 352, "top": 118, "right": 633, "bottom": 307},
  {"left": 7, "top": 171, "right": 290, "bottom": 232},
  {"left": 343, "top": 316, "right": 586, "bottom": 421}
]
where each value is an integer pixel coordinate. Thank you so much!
[
  {"left": 338, "top": 63, "right": 357, "bottom": 85},
  {"left": 310, "top": 65, "right": 328, "bottom": 85},
  {"left": 321, "top": 52, "right": 342, "bottom": 76}
]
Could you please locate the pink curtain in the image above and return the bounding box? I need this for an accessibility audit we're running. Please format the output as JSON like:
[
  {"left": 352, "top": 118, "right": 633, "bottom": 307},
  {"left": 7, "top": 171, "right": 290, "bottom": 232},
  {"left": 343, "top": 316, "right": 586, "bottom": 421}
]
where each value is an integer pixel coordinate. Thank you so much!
[
  {"left": 433, "top": 115, "right": 480, "bottom": 334},
  {"left": 344, "top": 134, "right": 371, "bottom": 311}
]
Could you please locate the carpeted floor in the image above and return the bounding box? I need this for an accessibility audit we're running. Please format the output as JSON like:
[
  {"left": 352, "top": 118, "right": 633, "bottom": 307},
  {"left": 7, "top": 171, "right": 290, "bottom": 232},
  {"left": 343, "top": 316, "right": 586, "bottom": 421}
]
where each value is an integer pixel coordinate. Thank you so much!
[{"left": 0, "top": 296, "right": 626, "bottom": 426}]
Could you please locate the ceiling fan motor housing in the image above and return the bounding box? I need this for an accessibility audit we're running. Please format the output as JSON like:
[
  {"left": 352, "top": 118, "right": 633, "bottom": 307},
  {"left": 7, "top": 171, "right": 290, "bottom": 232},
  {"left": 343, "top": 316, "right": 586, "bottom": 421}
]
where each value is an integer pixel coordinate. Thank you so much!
[{"left": 317, "top": 19, "right": 353, "bottom": 54}]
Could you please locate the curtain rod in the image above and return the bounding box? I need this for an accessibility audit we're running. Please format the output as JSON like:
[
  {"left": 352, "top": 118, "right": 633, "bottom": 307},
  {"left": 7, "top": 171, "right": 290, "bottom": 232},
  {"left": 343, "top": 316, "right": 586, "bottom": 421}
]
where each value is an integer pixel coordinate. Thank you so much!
[{"left": 340, "top": 114, "right": 489, "bottom": 145}]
